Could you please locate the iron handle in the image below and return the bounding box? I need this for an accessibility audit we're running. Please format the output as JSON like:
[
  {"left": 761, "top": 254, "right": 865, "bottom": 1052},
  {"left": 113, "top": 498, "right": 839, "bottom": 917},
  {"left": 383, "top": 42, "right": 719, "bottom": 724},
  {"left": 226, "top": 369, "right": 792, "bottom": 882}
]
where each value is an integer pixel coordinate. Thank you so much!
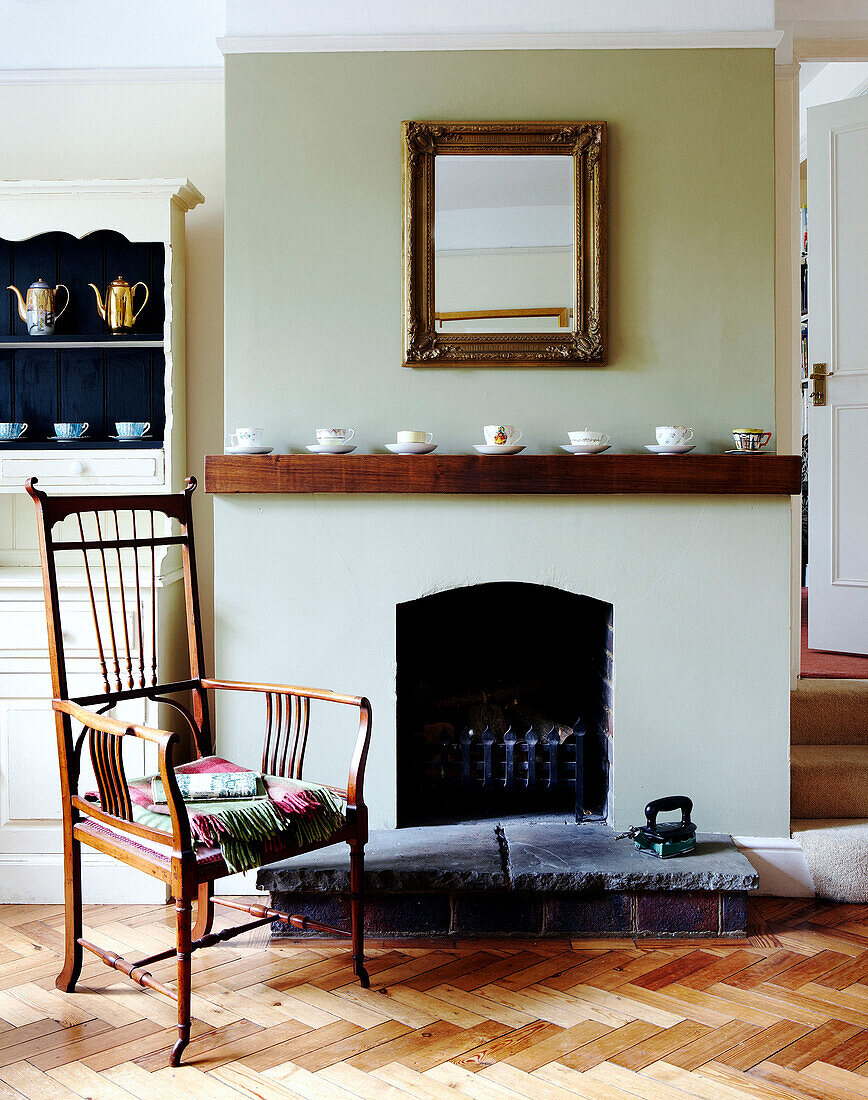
[{"left": 645, "top": 795, "right": 693, "bottom": 831}]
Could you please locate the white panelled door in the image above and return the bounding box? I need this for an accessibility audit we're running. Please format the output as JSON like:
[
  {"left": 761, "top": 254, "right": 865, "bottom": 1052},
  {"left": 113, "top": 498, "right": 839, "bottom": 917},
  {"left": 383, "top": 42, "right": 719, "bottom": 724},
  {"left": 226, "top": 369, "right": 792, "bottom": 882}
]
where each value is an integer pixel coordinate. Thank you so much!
[{"left": 807, "top": 94, "right": 868, "bottom": 655}]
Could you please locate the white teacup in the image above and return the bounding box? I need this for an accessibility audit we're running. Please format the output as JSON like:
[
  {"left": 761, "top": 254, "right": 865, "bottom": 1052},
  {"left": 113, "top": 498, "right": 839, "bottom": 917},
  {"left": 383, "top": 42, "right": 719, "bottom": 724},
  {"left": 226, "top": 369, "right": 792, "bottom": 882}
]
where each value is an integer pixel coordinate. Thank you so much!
[
  {"left": 568, "top": 429, "right": 610, "bottom": 446},
  {"left": 230, "top": 426, "right": 264, "bottom": 448},
  {"left": 397, "top": 430, "right": 433, "bottom": 444},
  {"left": 656, "top": 425, "right": 694, "bottom": 447},
  {"left": 484, "top": 425, "right": 522, "bottom": 446},
  {"left": 316, "top": 427, "right": 355, "bottom": 446},
  {"left": 0, "top": 422, "right": 27, "bottom": 440}
]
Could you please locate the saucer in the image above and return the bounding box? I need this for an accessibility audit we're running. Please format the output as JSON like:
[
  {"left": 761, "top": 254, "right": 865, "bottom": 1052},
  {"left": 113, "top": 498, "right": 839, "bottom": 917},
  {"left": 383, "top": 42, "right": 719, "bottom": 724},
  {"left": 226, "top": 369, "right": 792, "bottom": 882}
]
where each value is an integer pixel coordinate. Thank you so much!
[
  {"left": 385, "top": 442, "right": 437, "bottom": 455},
  {"left": 473, "top": 444, "right": 525, "bottom": 455},
  {"left": 48, "top": 435, "right": 89, "bottom": 442},
  {"left": 645, "top": 444, "right": 696, "bottom": 455},
  {"left": 560, "top": 444, "right": 611, "bottom": 455},
  {"left": 225, "top": 444, "right": 274, "bottom": 455},
  {"left": 725, "top": 448, "right": 776, "bottom": 456},
  {"left": 306, "top": 443, "right": 356, "bottom": 454},
  {"left": 110, "top": 434, "right": 152, "bottom": 442}
]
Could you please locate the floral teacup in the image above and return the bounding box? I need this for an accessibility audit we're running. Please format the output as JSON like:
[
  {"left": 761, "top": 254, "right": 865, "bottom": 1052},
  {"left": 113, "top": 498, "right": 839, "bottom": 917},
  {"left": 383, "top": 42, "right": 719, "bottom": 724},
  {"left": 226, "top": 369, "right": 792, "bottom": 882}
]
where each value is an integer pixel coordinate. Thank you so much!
[
  {"left": 230, "top": 427, "right": 264, "bottom": 448},
  {"left": 655, "top": 425, "right": 694, "bottom": 447},
  {"left": 484, "top": 425, "right": 522, "bottom": 446}
]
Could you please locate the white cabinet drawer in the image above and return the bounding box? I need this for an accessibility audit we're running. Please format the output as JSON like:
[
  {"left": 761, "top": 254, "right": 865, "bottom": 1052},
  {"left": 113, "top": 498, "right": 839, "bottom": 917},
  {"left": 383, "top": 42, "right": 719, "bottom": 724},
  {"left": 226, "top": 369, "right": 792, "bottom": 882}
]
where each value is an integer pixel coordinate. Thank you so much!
[
  {"left": 0, "top": 600, "right": 143, "bottom": 659},
  {"left": 0, "top": 449, "right": 164, "bottom": 489}
]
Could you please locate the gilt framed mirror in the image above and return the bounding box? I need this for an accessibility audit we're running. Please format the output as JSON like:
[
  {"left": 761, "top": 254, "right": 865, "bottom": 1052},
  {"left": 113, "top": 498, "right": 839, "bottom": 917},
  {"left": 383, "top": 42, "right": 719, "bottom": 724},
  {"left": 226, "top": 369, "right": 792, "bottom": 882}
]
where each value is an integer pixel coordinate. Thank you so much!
[{"left": 402, "top": 120, "right": 607, "bottom": 368}]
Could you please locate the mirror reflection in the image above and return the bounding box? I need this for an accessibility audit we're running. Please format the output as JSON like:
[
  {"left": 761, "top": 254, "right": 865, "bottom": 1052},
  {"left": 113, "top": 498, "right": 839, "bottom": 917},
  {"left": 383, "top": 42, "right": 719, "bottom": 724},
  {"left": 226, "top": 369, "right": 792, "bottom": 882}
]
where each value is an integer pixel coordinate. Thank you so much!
[{"left": 434, "top": 155, "right": 574, "bottom": 334}]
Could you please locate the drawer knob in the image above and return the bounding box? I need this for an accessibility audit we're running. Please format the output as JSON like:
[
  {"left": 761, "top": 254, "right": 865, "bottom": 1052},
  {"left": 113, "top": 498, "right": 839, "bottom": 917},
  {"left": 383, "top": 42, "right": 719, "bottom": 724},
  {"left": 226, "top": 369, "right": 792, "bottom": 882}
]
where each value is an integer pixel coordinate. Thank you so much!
[{"left": 67, "top": 461, "right": 84, "bottom": 476}]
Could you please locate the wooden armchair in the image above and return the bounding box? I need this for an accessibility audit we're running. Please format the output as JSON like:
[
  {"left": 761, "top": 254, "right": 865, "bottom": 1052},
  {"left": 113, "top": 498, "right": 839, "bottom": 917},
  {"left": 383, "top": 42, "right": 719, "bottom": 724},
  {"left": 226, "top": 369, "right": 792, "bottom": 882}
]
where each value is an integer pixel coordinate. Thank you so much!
[{"left": 26, "top": 477, "right": 372, "bottom": 1067}]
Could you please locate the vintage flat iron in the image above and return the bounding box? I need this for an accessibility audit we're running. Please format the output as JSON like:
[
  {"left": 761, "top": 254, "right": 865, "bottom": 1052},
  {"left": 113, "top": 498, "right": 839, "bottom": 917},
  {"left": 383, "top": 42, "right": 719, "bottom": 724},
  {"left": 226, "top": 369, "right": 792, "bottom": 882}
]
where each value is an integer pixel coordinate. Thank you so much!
[{"left": 618, "top": 795, "right": 697, "bottom": 858}]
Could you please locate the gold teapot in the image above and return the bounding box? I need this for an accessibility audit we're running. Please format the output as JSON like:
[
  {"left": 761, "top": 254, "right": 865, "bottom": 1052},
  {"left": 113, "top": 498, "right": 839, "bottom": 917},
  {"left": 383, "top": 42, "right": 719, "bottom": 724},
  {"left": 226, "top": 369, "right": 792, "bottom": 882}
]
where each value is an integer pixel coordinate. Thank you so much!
[
  {"left": 8, "top": 277, "right": 69, "bottom": 336},
  {"left": 88, "top": 276, "right": 149, "bottom": 334}
]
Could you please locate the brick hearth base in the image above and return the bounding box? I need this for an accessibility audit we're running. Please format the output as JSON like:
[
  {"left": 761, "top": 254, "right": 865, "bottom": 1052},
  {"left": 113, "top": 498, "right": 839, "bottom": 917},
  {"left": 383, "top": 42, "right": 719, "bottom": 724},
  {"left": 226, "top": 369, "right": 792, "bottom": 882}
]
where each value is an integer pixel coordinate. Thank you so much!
[{"left": 260, "top": 819, "right": 757, "bottom": 940}]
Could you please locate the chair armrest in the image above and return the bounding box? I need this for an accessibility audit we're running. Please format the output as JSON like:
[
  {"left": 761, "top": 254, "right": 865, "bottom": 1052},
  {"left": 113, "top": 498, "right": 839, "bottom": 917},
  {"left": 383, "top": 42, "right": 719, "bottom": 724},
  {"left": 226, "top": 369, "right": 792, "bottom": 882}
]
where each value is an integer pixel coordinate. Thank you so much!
[
  {"left": 53, "top": 699, "right": 192, "bottom": 854},
  {"left": 201, "top": 677, "right": 363, "bottom": 707},
  {"left": 55, "top": 699, "right": 175, "bottom": 747},
  {"left": 202, "top": 678, "right": 372, "bottom": 820}
]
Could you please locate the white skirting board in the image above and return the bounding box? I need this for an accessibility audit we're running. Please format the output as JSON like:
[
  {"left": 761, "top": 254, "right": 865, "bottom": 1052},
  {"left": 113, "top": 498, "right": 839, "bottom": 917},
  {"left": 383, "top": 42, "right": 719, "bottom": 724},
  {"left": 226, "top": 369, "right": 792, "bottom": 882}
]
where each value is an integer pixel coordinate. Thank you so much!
[
  {"left": 215, "top": 871, "right": 264, "bottom": 895},
  {"left": 0, "top": 854, "right": 165, "bottom": 904},
  {"left": 1, "top": 840, "right": 815, "bottom": 903},
  {"left": 0, "top": 855, "right": 261, "bottom": 903},
  {"left": 734, "top": 835, "right": 815, "bottom": 897}
]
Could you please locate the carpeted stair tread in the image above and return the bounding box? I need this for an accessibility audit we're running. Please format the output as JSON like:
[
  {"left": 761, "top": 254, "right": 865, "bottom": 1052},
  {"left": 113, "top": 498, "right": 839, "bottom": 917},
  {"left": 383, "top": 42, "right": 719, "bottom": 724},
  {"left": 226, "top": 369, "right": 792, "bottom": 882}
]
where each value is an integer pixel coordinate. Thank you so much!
[
  {"left": 791, "top": 678, "right": 868, "bottom": 745},
  {"left": 791, "top": 745, "right": 868, "bottom": 818},
  {"left": 792, "top": 819, "right": 868, "bottom": 902}
]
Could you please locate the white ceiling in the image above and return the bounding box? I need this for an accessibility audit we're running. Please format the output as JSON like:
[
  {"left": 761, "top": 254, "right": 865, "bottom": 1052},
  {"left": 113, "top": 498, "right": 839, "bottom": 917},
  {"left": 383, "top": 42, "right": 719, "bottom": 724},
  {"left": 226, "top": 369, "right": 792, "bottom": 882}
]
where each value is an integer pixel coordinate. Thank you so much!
[
  {"left": 0, "top": 1, "right": 865, "bottom": 75},
  {"left": 0, "top": 0, "right": 224, "bottom": 73},
  {"left": 223, "top": 1, "right": 775, "bottom": 38}
]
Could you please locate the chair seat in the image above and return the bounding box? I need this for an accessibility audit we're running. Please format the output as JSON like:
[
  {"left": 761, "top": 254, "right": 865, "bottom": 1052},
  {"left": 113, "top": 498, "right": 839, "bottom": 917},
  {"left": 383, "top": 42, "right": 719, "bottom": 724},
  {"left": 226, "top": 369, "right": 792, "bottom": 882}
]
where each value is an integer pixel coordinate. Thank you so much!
[
  {"left": 75, "top": 814, "right": 354, "bottom": 883},
  {"left": 76, "top": 818, "right": 228, "bottom": 875}
]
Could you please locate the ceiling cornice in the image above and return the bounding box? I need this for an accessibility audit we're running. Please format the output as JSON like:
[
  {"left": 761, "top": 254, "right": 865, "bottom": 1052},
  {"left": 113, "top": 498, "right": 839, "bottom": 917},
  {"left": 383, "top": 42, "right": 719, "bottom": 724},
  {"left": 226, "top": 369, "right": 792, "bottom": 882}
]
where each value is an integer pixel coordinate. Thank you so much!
[{"left": 218, "top": 31, "right": 783, "bottom": 55}]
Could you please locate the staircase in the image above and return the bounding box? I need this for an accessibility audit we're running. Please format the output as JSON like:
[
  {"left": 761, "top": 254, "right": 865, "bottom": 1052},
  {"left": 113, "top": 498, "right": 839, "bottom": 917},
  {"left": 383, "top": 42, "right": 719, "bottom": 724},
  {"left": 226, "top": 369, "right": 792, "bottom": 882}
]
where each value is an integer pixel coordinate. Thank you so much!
[{"left": 791, "top": 679, "right": 868, "bottom": 901}]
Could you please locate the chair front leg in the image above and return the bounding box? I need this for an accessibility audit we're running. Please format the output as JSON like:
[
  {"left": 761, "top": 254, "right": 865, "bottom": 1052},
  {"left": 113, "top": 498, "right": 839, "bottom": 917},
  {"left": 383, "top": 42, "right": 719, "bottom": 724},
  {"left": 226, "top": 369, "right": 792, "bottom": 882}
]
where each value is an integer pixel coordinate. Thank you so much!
[
  {"left": 56, "top": 832, "right": 83, "bottom": 993},
  {"left": 171, "top": 897, "right": 193, "bottom": 1066},
  {"left": 350, "top": 842, "right": 369, "bottom": 988}
]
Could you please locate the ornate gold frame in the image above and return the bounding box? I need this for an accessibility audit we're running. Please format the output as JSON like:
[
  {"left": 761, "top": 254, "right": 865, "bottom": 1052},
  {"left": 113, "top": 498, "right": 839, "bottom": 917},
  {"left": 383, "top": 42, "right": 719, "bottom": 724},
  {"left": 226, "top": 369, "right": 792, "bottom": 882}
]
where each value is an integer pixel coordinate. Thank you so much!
[{"left": 402, "top": 120, "right": 607, "bottom": 368}]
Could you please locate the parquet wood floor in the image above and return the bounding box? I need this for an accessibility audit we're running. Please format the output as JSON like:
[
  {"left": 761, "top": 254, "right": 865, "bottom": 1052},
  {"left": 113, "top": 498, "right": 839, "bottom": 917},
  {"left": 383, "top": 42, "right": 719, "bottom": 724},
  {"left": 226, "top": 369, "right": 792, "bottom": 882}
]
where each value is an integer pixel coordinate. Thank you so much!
[{"left": 0, "top": 897, "right": 867, "bottom": 1097}]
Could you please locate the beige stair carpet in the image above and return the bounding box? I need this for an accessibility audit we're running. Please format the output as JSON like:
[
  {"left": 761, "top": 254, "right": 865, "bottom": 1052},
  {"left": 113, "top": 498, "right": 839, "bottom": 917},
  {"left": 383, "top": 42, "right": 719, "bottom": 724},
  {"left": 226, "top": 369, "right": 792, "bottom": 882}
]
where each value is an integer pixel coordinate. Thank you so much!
[
  {"left": 791, "top": 744, "right": 868, "bottom": 818},
  {"left": 790, "top": 678, "right": 868, "bottom": 901},
  {"left": 791, "top": 678, "right": 868, "bottom": 745},
  {"left": 792, "top": 819, "right": 868, "bottom": 902}
]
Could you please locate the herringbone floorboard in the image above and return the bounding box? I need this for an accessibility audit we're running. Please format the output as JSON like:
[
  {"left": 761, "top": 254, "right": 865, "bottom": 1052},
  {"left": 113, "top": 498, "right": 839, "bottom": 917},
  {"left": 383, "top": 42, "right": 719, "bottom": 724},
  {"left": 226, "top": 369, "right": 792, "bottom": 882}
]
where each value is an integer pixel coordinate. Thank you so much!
[{"left": 1, "top": 898, "right": 867, "bottom": 1097}]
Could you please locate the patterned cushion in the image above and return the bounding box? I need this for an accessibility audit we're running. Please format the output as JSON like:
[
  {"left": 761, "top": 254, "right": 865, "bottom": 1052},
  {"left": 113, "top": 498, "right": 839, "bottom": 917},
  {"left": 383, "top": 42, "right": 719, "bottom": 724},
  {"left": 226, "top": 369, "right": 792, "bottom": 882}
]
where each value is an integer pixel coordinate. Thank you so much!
[{"left": 76, "top": 817, "right": 226, "bottom": 868}]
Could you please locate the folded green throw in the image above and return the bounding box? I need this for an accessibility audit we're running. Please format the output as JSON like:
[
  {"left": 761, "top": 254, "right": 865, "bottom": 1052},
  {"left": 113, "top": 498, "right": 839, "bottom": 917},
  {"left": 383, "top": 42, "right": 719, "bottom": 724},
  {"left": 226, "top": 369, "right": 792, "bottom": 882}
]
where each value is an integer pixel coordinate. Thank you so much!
[{"left": 117, "top": 757, "right": 346, "bottom": 874}]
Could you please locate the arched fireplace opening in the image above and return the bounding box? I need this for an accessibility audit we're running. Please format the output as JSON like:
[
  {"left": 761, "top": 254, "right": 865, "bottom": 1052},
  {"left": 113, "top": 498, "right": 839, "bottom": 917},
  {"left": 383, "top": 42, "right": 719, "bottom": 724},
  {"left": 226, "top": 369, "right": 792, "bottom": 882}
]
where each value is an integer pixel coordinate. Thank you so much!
[{"left": 396, "top": 583, "right": 613, "bottom": 827}]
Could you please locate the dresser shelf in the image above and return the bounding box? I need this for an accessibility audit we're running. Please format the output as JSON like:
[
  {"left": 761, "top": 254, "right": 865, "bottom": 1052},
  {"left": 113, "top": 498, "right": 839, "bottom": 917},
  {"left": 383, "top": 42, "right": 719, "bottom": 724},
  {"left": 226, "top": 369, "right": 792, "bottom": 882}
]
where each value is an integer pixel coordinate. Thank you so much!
[
  {"left": 0, "top": 440, "right": 163, "bottom": 449},
  {"left": 0, "top": 335, "right": 163, "bottom": 349}
]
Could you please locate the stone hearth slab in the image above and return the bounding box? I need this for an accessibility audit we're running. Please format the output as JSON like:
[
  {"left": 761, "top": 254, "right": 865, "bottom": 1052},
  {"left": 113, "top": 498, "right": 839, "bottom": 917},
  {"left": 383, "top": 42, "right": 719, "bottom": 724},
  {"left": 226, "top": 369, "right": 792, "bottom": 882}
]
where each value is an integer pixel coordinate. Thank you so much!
[
  {"left": 259, "top": 821, "right": 507, "bottom": 893},
  {"left": 504, "top": 821, "right": 757, "bottom": 893},
  {"left": 259, "top": 819, "right": 757, "bottom": 894}
]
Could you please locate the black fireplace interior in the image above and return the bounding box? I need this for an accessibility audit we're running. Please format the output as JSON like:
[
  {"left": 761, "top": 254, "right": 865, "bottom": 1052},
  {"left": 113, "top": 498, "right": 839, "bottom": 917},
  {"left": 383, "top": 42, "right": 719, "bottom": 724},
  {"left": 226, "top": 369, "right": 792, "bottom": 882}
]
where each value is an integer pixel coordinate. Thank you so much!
[{"left": 396, "top": 583, "right": 612, "bottom": 827}]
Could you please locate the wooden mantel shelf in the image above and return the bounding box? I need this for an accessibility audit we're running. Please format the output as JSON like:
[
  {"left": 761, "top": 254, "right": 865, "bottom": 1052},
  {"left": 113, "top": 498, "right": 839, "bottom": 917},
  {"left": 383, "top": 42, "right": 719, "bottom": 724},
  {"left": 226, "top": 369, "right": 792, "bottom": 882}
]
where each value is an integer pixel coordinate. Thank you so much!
[{"left": 205, "top": 453, "right": 801, "bottom": 496}]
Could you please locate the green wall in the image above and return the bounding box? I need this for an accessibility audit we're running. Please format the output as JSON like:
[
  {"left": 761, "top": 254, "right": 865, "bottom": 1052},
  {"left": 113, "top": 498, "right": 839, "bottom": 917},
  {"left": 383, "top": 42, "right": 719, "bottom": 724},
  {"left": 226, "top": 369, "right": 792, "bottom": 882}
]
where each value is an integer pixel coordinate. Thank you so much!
[
  {"left": 225, "top": 49, "right": 774, "bottom": 448},
  {"left": 219, "top": 49, "right": 790, "bottom": 837}
]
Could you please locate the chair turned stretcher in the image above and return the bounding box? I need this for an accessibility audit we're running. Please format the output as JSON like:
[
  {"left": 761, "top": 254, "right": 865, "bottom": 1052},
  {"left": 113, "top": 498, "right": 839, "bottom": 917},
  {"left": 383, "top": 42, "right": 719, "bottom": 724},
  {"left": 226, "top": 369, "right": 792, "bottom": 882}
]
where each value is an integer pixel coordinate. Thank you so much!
[{"left": 26, "top": 476, "right": 372, "bottom": 1066}]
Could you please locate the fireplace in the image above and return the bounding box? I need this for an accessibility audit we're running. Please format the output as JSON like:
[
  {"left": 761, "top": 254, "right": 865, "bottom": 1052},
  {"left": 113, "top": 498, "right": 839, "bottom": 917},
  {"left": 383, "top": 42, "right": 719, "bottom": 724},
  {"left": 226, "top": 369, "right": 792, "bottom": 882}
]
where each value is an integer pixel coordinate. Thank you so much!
[{"left": 395, "top": 583, "right": 612, "bottom": 827}]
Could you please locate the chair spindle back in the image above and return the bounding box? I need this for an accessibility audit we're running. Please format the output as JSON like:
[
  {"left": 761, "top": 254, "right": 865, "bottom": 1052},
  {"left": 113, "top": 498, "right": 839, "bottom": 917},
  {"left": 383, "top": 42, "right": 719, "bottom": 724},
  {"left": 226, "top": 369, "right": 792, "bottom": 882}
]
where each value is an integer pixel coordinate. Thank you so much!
[
  {"left": 26, "top": 477, "right": 212, "bottom": 758},
  {"left": 262, "top": 692, "right": 311, "bottom": 779}
]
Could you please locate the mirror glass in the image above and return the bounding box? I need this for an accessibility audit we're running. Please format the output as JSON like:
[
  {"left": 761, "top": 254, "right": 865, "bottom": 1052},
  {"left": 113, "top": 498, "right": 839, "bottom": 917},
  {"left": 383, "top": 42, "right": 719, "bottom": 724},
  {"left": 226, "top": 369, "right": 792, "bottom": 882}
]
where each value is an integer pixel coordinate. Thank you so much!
[{"left": 434, "top": 155, "right": 574, "bottom": 334}]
